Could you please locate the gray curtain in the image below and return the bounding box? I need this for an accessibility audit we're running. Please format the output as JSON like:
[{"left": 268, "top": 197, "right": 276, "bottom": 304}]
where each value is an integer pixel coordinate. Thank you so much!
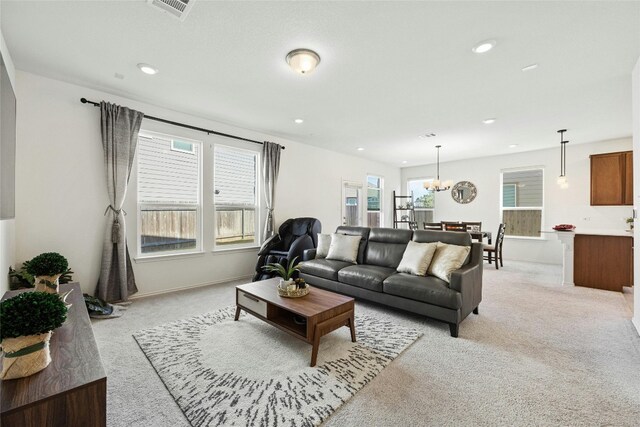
[
  {"left": 262, "top": 141, "right": 282, "bottom": 241},
  {"left": 96, "top": 102, "right": 144, "bottom": 302}
]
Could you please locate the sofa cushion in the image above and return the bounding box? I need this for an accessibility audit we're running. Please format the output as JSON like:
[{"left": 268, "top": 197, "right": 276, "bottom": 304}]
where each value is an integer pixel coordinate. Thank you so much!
[
  {"left": 338, "top": 265, "right": 396, "bottom": 292},
  {"left": 365, "top": 228, "right": 413, "bottom": 268},
  {"left": 315, "top": 234, "right": 331, "bottom": 259},
  {"left": 335, "top": 226, "right": 371, "bottom": 264},
  {"left": 326, "top": 233, "right": 361, "bottom": 263},
  {"left": 427, "top": 242, "right": 471, "bottom": 283},
  {"left": 383, "top": 273, "right": 462, "bottom": 309},
  {"left": 397, "top": 241, "right": 438, "bottom": 276},
  {"left": 298, "top": 259, "right": 353, "bottom": 281}
]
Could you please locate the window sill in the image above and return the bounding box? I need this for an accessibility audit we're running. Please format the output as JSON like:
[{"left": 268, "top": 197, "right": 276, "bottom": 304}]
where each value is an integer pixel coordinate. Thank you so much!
[
  {"left": 212, "top": 246, "right": 260, "bottom": 254},
  {"left": 135, "top": 251, "right": 206, "bottom": 263}
]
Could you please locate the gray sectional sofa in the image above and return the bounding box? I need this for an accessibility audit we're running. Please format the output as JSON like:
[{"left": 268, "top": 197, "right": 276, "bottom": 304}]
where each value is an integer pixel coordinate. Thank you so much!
[{"left": 299, "top": 226, "right": 483, "bottom": 337}]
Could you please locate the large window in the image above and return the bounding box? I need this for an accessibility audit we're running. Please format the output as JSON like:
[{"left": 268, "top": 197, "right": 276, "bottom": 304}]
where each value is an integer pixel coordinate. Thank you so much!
[
  {"left": 367, "top": 175, "right": 383, "bottom": 227},
  {"left": 407, "top": 178, "right": 435, "bottom": 226},
  {"left": 214, "top": 146, "right": 259, "bottom": 248},
  {"left": 501, "top": 168, "right": 544, "bottom": 237},
  {"left": 137, "top": 133, "right": 201, "bottom": 255}
]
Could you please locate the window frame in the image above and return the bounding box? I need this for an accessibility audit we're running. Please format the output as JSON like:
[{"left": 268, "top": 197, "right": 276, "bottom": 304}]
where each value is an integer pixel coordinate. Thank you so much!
[
  {"left": 500, "top": 167, "right": 545, "bottom": 240},
  {"left": 136, "top": 131, "right": 204, "bottom": 258},
  {"left": 407, "top": 177, "right": 435, "bottom": 225},
  {"left": 212, "top": 143, "right": 261, "bottom": 251},
  {"left": 366, "top": 174, "right": 384, "bottom": 227}
]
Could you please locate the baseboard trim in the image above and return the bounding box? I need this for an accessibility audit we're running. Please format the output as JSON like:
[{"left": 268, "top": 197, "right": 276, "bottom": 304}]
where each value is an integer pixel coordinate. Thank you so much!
[{"left": 130, "top": 274, "right": 253, "bottom": 300}]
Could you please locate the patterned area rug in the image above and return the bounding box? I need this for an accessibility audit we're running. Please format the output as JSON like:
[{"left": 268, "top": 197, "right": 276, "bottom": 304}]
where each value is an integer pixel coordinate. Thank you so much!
[{"left": 133, "top": 306, "right": 421, "bottom": 427}]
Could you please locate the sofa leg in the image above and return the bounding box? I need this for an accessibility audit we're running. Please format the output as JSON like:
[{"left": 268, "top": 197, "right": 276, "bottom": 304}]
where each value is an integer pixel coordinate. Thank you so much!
[
  {"left": 449, "top": 323, "right": 459, "bottom": 337},
  {"left": 473, "top": 307, "right": 479, "bottom": 315}
]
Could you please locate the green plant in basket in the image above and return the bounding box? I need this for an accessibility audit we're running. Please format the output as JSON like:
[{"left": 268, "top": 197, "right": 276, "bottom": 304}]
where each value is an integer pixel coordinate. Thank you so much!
[
  {"left": 24, "top": 252, "right": 69, "bottom": 293},
  {"left": 262, "top": 257, "right": 300, "bottom": 280},
  {"left": 0, "top": 292, "right": 68, "bottom": 340}
]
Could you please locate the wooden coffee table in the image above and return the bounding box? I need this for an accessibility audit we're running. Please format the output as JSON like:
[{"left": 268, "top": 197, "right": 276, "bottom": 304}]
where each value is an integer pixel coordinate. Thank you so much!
[{"left": 235, "top": 278, "right": 356, "bottom": 367}]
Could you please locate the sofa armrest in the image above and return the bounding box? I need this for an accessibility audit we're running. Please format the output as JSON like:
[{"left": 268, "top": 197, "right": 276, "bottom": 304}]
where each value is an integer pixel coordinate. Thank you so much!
[
  {"left": 288, "top": 234, "right": 313, "bottom": 264},
  {"left": 449, "top": 242, "right": 483, "bottom": 316},
  {"left": 303, "top": 248, "right": 317, "bottom": 261}
]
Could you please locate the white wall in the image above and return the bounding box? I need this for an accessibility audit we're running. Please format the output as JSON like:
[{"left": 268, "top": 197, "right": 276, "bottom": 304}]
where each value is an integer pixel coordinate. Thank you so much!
[
  {"left": 15, "top": 71, "right": 401, "bottom": 296},
  {"left": 402, "top": 138, "right": 633, "bottom": 265},
  {"left": 632, "top": 56, "right": 640, "bottom": 334},
  {"left": 0, "top": 5, "right": 17, "bottom": 295}
]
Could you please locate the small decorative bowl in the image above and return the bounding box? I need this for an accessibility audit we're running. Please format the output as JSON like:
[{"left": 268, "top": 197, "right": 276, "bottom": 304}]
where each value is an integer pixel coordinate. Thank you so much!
[{"left": 277, "top": 286, "right": 310, "bottom": 298}]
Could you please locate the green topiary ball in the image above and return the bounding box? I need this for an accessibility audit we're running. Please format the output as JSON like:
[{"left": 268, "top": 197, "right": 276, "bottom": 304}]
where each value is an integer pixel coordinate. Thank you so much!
[
  {"left": 25, "top": 252, "right": 69, "bottom": 277},
  {"left": 0, "top": 291, "right": 68, "bottom": 340}
]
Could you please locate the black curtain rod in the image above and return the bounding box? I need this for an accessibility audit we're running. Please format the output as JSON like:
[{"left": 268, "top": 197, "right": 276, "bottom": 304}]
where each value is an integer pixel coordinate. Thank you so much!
[{"left": 80, "top": 98, "right": 284, "bottom": 150}]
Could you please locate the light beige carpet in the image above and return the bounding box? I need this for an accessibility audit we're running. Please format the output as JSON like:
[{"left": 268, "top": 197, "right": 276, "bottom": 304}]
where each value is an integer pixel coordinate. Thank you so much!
[{"left": 92, "top": 261, "right": 640, "bottom": 426}]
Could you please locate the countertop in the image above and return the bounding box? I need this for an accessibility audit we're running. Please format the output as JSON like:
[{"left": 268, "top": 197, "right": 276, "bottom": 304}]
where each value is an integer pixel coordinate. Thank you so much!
[{"left": 543, "top": 229, "right": 633, "bottom": 237}]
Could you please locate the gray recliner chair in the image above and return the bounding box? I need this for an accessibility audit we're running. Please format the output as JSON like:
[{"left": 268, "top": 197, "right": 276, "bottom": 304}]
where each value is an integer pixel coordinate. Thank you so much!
[{"left": 252, "top": 217, "right": 322, "bottom": 281}]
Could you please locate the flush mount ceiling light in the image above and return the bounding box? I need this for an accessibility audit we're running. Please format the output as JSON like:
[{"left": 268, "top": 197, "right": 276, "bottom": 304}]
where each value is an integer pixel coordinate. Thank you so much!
[
  {"left": 137, "top": 63, "right": 158, "bottom": 75},
  {"left": 522, "top": 63, "right": 539, "bottom": 72},
  {"left": 294, "top": 118, "right": 304, "bottom": 124},
  {"left": 482, "top": 118, "right": 496, "bottom": 124},
  {"left": 424, "top": 145, "right": 453, "bottom": 192},
  {"left": 286, "top": 49, "right": 321, "bottom": 75},
  {"left": 557, "top": 129, "right": 569, "bottom": 189},
  {"left": 472, "top": 39, "right": 496, "bottom": 53}
]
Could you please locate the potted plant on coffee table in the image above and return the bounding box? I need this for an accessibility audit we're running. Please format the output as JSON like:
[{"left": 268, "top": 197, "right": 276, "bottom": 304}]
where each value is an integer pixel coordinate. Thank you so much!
[
  {"left": 0, "top": 291, "right": 68, "bottom": 379},
  {"left": 262, "top": 257, "right": 308, "bottom": 297},
  {"left": 25, "top": 252, "right": 69, "bottom": 294}
]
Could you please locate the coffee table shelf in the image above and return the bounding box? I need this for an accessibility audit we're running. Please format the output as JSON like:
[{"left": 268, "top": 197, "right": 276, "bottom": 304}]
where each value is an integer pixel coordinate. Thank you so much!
[{"left": 235, "top": 278, "right": 356, "bottom": 367}]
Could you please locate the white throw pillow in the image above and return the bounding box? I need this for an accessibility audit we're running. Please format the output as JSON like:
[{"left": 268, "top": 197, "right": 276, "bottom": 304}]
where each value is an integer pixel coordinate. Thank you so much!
[
  {"left": 326, "top": 234, "right": 361, "bottom": 264},
  {"left": 315, "top": 234, "right": 332, "bottom": 259},
  {"left": 427, "top": 242, "right": 471, "bottom": 283},
  {"left": 397, "top": 241, "right": 438, "bottom": 276}
]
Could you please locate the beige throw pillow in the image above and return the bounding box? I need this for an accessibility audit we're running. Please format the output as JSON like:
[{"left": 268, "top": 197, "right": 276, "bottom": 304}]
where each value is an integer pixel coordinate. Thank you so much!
[
  {"left": 326, "top": 234, "right": 361, "bottom": 264},
  {"left": 397, "top": 241, "right": 438, "bottom": 276},
  {"left": 427, "top": 242, "right": 471, "bottom": 283},
  {"left": 315, "top": 234, "right": 332, "bottom": 259}
]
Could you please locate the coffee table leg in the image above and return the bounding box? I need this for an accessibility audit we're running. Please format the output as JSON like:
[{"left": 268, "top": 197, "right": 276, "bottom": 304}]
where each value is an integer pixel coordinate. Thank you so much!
[
  {"left": 234, "top": 306, "right": 241, "bottom": 321},
  {"left": 310, "top": 324, "right": 321, "bottom": 367},
  {"left": 348, "top": 312, "right": 356, "bottom": 342}
]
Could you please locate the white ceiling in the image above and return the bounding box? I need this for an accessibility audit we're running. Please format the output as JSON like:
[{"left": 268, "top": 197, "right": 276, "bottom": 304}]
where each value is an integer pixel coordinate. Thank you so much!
[{"left": 2, "top": 1, "right": 640, "bottom": 166}]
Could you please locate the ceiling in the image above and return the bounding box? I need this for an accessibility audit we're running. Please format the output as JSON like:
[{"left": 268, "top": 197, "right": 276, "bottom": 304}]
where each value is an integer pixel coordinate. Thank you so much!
[{"left": 2, "top": 1, "right": 640, "bottom": 166}]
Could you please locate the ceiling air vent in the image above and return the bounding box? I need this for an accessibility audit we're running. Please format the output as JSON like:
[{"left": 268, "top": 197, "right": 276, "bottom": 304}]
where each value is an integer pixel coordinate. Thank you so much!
[{"left": 147, "top": 0, "right": 195, "bottom": 21}]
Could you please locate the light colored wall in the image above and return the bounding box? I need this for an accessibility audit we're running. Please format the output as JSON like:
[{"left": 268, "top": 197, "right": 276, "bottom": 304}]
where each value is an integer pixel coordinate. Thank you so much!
[
  {"left": 0, "top": 8, "right": 16, "bottom": 295},
  {"left": 402, "top": 138, "right": 633, "bottom": 265},
  {"left": 14, "top": 71, "right": 400, "bottom": 297},
  {"left": 632, "top": 56, "right": 640, "bottom": 334}
]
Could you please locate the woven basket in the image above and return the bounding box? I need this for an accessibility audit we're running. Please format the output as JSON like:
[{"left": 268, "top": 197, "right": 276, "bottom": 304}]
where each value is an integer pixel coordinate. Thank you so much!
[
  {"left": 277, "top": 286, "right": 310, "bottom": 298},
  {"left": 1, "top": 331, "right": 52, "bottom": 380}
]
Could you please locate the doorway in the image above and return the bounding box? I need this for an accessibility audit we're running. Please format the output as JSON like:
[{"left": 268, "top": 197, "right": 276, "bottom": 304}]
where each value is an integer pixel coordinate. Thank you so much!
[{"left": 342, "top": 181, "right": 363, "bottom": 226}]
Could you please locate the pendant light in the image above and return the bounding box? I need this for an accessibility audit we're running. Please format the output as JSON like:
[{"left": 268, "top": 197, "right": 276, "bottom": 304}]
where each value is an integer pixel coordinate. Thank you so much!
[
  {"left": 557, "top": 129, "right": 569, "bottom": 189},
  {"left": 424, "top": 145, "right": 453, "bottom": 192}
]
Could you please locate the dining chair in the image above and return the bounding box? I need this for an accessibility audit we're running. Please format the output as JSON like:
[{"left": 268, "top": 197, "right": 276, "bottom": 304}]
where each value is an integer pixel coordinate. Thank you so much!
[
  {"left": 423, "top": 222, "right": 443, "bottom": 230},
  {"left": 484, "top": 223, "right": 506, "bottom": 269},
  {"left": 442, "top": 222, "right": 467, "bottom": 232},
  {"left": 464, "top": 221, "right": 483, "bottom": 243}
]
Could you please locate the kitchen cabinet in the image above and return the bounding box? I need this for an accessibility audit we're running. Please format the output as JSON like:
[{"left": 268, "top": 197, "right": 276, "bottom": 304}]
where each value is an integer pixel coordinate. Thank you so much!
[
  {"left": 574, "top": 234, "right": 633, "bottom": 292},
  {"left": 590, "top": 151, "right": 633, "bottom": 206}
]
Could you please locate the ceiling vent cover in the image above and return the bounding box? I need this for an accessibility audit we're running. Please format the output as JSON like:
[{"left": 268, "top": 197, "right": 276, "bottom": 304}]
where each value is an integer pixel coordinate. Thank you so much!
[{"left": 147, "top": 0, "right": 195, "bottom": 21}]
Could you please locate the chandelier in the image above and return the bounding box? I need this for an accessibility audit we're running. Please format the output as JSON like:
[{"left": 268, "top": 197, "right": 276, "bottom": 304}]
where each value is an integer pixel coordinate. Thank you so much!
[
  {"left": 424, "top": 145, "right": 453, "bottom": 192},
  {"left": 557, "top": 129, "right": 569, "bottom": 189}
]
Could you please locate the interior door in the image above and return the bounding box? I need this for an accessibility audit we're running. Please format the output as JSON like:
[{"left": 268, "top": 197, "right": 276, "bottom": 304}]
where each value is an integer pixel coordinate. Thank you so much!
[{"left": 342, "top": 181, "right": 363, "bottom": 226}]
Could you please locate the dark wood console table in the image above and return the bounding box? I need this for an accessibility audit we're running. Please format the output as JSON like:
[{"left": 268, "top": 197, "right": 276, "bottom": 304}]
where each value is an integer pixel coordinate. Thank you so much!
[{"left": 1, "top": 283, "right": 107, "bottom": 426}]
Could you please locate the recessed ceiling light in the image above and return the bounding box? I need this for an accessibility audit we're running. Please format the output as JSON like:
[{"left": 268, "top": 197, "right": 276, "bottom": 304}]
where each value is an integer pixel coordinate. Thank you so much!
[
  {"left": 509, "top": 144, "right": 519, "bottom": 148},
  {"left": 472, "top": 39, "right": 496, "bottom": 54},
  {"left": 294, "top": 118, "right": 304, "bottom": 124},
  {"left": 482, "top": 118, "right": 496, "bottom": 124},
  {"left": 402, "top": 160, "right": 408, "bottom": 164},
  {"left": 522, "top": 63, "right": 539, "bottom": 72},
  {"left": 137, "top": 63, "right": 158, "bottom": 75},
  {"left": 357, "top": 147, "right": 365, "bottom": 151}
]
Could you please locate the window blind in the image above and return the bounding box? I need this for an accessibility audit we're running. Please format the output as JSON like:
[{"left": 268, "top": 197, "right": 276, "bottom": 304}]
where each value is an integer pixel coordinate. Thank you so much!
[
  {"left": 214, "top": 146, "right": 257, "bottom": 206},
  {"left": 138, "top": 135, "right": 200, "bottom": 204}
]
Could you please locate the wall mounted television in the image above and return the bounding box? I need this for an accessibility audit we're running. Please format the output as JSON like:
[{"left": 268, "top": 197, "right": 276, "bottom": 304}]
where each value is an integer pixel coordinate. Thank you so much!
[{"left": 0, "top": 51, "right": 16, "bottom": 220}]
